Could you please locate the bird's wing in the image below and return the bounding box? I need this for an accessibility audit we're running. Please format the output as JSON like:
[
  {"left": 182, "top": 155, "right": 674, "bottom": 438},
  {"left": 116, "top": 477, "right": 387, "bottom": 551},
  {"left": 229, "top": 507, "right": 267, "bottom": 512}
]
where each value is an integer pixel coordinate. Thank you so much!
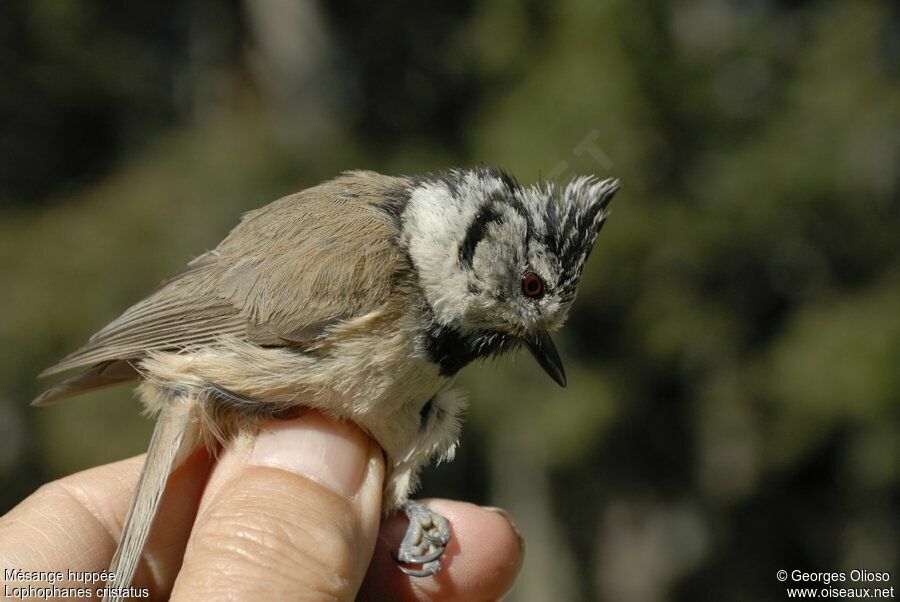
[
  {"left": 32, "top": 360, "right": 141, "bottom": 406},
  {"left": 216, "top": 171, "right": 412, "bottom": 343},
  {"left": 40, "top": 256, "right": 247, "bottom": 377},
  {"left": 39, "top": 172, "right": 412, "bottom": 385}
]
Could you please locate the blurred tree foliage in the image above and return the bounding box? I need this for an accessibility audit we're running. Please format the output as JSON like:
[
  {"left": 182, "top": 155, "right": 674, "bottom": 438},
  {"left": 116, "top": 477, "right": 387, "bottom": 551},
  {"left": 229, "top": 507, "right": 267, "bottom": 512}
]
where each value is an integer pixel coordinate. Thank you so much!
[{"left": 0, "top": 0, "right": 897, "bottom": 600}]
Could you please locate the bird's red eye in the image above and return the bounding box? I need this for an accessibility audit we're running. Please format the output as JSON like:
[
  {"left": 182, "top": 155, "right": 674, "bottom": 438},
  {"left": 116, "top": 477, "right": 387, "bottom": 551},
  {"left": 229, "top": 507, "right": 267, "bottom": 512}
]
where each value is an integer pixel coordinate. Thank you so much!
[{"left": 521, "top": 272, "right": 545, "bottom": 299}]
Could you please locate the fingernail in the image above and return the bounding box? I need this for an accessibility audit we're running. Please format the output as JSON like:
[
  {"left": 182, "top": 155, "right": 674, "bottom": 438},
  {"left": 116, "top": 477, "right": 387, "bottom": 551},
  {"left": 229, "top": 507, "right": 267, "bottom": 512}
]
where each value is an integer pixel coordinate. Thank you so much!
[
  {"left": 484, "top": 506, "right": 526, "bottom": 555},
  {"left": 250, "top": 411, "right": 370, "bottom": 498}
]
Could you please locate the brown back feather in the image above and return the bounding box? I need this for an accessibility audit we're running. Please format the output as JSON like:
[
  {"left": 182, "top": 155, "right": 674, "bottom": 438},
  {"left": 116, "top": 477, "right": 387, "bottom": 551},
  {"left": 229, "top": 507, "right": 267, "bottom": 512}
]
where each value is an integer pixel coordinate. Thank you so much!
[{"left": 36, "top": 171, "right": 412, "bottom": 402}]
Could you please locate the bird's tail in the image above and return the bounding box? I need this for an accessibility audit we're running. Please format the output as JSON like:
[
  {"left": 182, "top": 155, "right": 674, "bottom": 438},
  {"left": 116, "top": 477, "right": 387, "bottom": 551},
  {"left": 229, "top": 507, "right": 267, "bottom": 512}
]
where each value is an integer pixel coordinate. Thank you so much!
[{"left": 103, "top": 395, "right": 199, "bottom": 602}]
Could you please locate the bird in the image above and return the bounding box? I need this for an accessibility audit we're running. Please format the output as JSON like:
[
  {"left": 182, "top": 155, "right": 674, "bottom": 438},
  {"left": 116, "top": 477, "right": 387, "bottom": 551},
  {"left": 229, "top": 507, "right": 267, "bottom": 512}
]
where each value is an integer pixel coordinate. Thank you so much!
[{"left": 34, "top": 166, "right": 620, "bottom": 599}]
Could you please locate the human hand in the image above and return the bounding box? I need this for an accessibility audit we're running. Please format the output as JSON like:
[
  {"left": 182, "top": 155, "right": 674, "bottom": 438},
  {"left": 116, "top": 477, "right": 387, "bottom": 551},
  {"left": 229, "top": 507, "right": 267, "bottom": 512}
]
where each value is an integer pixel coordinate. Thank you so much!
[{"left": 0, "top": 411, "right": 523, "bottom": 600}]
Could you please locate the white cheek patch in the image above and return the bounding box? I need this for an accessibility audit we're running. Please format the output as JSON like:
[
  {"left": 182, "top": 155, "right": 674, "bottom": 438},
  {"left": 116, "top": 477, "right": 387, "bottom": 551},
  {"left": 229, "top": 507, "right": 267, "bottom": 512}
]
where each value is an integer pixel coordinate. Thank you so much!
[
  {"left": 470, "top": 209, "right": 526, "bottom": 294},
  {"left": 402, "top": 182, "right": 469, "bottom": 325},
  {"left": 402, "top": 174, "right": 510, "bottom": 326}
]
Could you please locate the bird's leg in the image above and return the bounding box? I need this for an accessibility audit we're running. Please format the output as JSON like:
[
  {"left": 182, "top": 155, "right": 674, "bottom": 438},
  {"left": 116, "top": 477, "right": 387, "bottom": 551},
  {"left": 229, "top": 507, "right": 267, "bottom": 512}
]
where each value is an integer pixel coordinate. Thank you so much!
[{"left": 392, "top": 500, "right": 452, "bottom": 577}]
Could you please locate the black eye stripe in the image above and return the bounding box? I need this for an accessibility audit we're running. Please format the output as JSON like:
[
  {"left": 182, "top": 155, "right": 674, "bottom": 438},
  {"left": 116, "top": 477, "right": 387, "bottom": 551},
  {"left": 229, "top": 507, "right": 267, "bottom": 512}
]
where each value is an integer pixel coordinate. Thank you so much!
[{"left": 459, "top": 205, "right": 505, "bottom": 267}]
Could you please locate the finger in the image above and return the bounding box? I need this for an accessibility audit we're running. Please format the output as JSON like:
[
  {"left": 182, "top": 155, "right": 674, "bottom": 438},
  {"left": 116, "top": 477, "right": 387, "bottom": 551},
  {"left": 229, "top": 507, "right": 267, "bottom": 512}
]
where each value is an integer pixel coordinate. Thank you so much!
[
  {"left": 171, "top": 411, "right": 385, "bottom": 601},
  {"left": 359, "top": 500, "right": 524, "bottom": 602},
  {"left": 0, "top": 447, "right": 215, "bottom": 599}
]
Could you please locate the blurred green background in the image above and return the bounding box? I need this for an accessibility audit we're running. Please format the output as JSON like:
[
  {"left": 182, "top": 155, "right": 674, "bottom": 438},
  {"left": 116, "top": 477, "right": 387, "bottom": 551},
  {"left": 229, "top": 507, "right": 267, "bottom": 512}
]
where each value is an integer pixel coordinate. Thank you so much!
[{"left": 1, "top": 0, "right": 898, "bottom": 599}]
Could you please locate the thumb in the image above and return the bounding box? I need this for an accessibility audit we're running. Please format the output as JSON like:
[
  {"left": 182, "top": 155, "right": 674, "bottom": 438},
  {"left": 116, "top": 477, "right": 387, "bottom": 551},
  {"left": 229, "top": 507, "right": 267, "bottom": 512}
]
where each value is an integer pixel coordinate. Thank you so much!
[{"left": 171, "top": 411, "right": 385, "bottom": 601}]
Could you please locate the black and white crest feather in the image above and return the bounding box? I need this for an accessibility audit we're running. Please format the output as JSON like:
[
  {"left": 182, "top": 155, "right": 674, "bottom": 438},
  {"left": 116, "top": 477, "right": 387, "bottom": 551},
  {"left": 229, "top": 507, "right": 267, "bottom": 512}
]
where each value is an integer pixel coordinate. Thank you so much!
[{"left": 401, "top": 167, "right": 620, "bottom": 375}]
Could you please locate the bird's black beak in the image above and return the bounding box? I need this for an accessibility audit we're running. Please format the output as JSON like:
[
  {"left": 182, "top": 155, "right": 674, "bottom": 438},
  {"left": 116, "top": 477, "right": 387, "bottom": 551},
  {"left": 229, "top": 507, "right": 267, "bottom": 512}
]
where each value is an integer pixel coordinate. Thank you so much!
[{"left": 523, "top": 330, "right": 567, "bottom": 387}]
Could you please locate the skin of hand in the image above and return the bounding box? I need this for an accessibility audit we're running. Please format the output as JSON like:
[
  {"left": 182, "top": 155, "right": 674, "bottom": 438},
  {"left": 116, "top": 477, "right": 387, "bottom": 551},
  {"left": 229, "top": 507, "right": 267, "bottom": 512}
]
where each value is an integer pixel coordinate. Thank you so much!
[{"left": 0, "top": 411, "right": 523, "bottom": 601}]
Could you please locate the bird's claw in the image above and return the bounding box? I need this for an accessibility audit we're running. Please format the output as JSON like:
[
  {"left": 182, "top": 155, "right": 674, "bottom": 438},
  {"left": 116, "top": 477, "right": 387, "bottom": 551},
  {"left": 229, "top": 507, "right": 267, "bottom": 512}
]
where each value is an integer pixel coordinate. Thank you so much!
[
  {"left": 392, "top": 500, "right": 451, "bottom": 577},
  {"left": 397, "top": 561, "right": 442, "bottom": 577}
]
